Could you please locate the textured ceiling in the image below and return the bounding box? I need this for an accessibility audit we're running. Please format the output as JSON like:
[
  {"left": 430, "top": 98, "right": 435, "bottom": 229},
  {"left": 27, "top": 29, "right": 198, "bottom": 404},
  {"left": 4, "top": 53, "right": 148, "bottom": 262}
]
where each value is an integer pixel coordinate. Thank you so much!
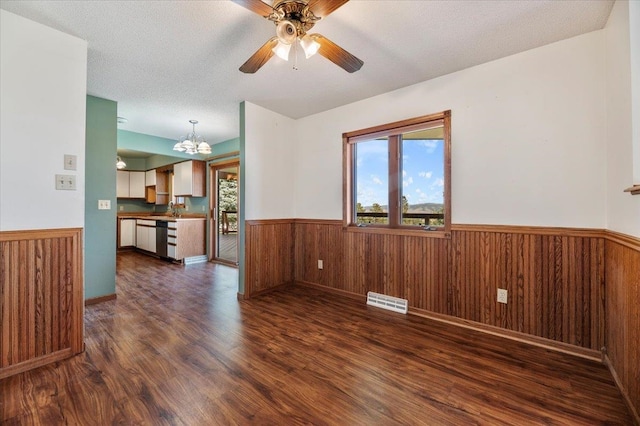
[{"left": 0, "top": 0, "right": 614, "bottom": 145}]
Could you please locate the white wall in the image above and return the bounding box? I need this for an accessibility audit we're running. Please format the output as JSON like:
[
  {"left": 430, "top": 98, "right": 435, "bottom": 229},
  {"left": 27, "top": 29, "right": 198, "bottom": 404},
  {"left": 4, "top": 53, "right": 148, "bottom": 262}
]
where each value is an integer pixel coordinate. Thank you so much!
[
  {"left": 630, "top": 0, "right": 640, "bottom": 183},
  {"left": 605, "top": 1, "right": 640, "bottom": 237},
  {"left": 243, "top": 102, "right": 296, "bottom": 220},
  {"left": 293, "top": 31, "right": 607, "bottom": 228},
  {"left": 0, "top": 10, "right": 87, "bottom": 231}
]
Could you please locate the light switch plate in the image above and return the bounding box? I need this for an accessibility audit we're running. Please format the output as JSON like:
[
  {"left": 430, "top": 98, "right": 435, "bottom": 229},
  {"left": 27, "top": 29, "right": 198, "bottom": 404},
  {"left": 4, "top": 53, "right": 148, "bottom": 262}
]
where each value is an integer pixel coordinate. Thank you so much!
[
  {"left": 64, "top": 154, "right": 77, "bottom": 170},
  {"left": 55, "top": 174, "right": 76, "bottom": 190},
  {"left": 98, "top": 200, "right": 111, "bottom": 210}
]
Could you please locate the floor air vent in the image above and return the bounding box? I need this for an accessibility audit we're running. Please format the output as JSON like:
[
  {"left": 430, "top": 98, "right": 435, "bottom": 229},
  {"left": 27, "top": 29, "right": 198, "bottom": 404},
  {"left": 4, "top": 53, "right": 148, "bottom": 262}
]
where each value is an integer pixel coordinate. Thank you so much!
[{"left": 366, "top": 292, "right": 408, "bottom": 314}]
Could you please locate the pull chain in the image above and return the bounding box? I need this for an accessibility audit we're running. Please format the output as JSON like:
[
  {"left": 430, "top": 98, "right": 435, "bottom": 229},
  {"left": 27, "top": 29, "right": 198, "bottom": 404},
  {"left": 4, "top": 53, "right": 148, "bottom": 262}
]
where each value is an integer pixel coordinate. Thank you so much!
[{"left": 292, "top": 40, "right": 299, "bottom": 71}]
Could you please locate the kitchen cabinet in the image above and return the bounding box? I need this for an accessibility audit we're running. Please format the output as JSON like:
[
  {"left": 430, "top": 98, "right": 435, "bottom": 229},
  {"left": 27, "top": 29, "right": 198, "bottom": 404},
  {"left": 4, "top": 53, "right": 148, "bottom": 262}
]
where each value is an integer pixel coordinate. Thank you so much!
[
  {"left": 145, "top": 169, "right": 156, "bottom": 186},
  {"left": 116, "top": 170, "right": 130, "bottom": 198},
  {"left": 129, "top": 171, "right": 145, "bottom": 198},
  {"left": 167, "top": 219, "right": 205, "bottom": 260},
  {"left": 145, "top": 169, "right": 169, "bottom": 205},
  {"left": 117, "top": 170, "right": 145, "bottom": 199},
  {"left": 119, "top": 218, "right": 136, "bottom": 248},
  {"left": 173, "top": 160, "right": 205, "bottom": 197},
  {"left": 136, "top": 219, "right": 156, "bottom": 253}
]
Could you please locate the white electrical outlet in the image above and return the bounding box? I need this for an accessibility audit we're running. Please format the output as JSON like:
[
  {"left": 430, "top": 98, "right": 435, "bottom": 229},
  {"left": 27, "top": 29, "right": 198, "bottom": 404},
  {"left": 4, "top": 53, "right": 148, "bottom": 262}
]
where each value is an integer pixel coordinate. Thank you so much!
[
  {"left": 185, "top": 205, "right": 189, "bottom": 211},
  {"left": 98, "top": 200, "right": 111, "bottom": 210},
  {"left": 202, "top": 206, "right": 206, "bottom": 212},
  {"left": 55, "top": 174, "right": 76, "bottom": 190},
  {"left": 497, "top": 288, "right": 508, "bottom": 304},
  {"left": 64, "top": 154, "right": 77, "bottom": 170},
  {"left": 119, "top": 206, "right": 124, "bottom": 211},
  {"left": 318, "top": 259, "right": 323, "bottom": 270}
]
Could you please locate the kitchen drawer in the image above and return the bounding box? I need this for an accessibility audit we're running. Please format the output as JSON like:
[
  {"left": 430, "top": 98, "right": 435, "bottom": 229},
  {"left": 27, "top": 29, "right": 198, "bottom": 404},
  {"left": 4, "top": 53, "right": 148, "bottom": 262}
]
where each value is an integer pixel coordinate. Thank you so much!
[
  {"left": 168, "top": 244, "right": 176, "bottom": 259},
  {"left": 168, "top": 229, "right": 177, "bottom": 237},
  {"left": 137, "top": 219, "right": 156, "bottom": 226},
  {"left": 168, "top": 236, "right": 177, "bottom": 245}
]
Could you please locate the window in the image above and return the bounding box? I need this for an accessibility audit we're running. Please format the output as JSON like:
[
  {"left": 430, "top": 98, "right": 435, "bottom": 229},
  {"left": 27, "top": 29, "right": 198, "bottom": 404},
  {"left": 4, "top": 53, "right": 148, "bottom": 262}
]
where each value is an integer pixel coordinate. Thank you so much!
[{"left": 343, "top": 111, "right": 451, "bottom": 236}]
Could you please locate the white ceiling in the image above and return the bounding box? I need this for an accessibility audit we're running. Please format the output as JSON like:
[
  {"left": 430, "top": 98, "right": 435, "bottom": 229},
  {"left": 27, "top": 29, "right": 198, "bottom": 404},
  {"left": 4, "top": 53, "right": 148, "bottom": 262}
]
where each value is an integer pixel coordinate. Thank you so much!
[{"left": 0, "top": 0, "right": 614, "bottom": 145}]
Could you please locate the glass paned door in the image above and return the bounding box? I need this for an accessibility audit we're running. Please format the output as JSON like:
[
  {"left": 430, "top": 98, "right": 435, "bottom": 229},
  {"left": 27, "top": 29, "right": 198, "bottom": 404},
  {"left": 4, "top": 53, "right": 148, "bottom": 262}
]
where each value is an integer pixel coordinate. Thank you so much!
[{"left": 212, "top": 163, "right": 239, "bottom": 265}]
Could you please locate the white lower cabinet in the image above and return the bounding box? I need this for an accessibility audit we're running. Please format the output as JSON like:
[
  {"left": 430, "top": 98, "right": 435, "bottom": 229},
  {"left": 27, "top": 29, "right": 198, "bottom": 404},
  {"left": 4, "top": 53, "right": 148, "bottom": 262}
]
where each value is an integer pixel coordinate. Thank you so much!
[
  {"left": 135, "top": 220, "right": 156, "bottom": 253},
  {"left": 119, "top": 219, "right": 136, "bottom": 247}
]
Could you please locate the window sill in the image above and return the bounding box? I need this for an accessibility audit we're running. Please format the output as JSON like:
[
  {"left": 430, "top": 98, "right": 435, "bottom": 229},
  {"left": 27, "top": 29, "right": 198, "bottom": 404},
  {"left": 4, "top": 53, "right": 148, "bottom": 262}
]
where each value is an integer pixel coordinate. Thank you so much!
[
  {"left": 344, "top": 225, "right": 451, "bottom": 239},
  {"left": 623, "top": 184, "right": 640, "bottom": 195}
]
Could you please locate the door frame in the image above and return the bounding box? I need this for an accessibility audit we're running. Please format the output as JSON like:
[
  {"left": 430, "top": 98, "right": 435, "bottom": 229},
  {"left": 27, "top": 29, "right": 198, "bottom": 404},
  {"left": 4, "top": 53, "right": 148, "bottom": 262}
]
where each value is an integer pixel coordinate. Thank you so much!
[{"left": 209, "top": 159, "right": 240, "bottom": 266}]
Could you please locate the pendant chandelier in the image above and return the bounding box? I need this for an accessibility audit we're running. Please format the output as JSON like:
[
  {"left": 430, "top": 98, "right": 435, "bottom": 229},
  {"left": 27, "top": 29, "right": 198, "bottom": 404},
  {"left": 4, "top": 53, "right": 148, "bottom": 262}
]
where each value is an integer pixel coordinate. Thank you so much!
[{"left": 173, "top": 120, "right": 211, "bottom": 155}]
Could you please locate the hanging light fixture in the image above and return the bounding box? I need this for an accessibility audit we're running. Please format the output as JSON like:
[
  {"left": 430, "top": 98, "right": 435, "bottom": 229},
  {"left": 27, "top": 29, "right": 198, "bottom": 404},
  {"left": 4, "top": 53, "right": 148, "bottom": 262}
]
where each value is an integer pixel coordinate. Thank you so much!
[
  {"left": 271, "top": 19, "right": 321, "bottom": 62},
  {"left": 299, "top": 34, "right": 320, "bottom": 59},
  {"left": 173, "top": 120, "right": 211, "bottom": 155},
  {"left": 116, "top": 156, "right": 127, "bottom": 169}
]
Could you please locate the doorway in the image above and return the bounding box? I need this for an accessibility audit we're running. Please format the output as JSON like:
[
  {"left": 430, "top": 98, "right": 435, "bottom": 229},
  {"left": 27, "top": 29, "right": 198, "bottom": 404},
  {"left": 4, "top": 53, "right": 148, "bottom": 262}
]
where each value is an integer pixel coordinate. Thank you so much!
[{"left": 210, "top": 160, "right": 239, "bottom": 266}]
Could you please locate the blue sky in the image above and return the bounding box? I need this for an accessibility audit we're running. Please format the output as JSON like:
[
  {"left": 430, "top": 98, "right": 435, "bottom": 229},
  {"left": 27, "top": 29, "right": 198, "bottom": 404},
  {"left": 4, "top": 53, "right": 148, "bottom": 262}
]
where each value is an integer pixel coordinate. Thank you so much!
[{"left": 356, "top": 138, "right": 444, "bottom": 209}]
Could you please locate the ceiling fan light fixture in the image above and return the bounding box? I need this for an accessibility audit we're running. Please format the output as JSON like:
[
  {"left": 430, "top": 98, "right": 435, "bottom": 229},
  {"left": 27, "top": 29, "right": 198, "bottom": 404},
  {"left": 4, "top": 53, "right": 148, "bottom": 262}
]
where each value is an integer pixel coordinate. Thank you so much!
[
  {"left": 300, "top": 34, "right": 320, "bottom": 58},
  {"left": 275, "top": 20, "right": 297, "bottom": 44},
  {"left": 273, "top": 40, "right": 292, "bottom": 61}
]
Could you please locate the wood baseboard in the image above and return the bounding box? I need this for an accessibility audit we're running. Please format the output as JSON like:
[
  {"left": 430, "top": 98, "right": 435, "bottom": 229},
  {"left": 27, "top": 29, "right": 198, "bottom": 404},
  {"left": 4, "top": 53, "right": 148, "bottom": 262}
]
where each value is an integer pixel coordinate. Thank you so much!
[
  {"left": 296, "top": 280, "right": 366, "bottom": 303},
  {"left": 409, "top": 307, "right": 602, "bottom": 362},
  {"left": 604, "top": 354, "right": 640, "bottom": 426},
  {"left": 244, "top": 282, "right": 292, "bottom": 300},
  {"left": 0, "top": 348, "right": 73, "bottom": 380},
  {"left": 295, "top": 281, "right": 601, "bottom": 362},
  {"left": 85, "top": 293, "right": 117, "bottom": 306}
]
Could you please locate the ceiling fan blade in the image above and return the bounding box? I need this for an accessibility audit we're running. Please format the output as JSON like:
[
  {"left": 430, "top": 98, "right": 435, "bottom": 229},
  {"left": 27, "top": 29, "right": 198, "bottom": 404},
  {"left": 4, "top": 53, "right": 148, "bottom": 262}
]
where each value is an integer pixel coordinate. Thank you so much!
[
  {"left": 239, "top": 37, "right": 279, "bottom": 73},
  {"left": 307, "top": 0, "right": 349, "bottom": 18},
  {"left": 313, "top": 34, "right": 363, "bottom": 73},
  {"left": 231, "top": 0, "right": 274, "bottom": 17}
]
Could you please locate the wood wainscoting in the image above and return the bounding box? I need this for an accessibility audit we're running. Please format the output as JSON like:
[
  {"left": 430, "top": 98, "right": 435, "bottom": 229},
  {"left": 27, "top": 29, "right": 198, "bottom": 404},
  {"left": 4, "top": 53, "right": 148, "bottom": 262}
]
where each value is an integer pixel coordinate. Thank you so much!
[
  {"left": 293, "top": 220, "right": 605, "bottom": 351},
  {"left": 245, "top": 220, "right": 295, "bottom": 297},
  {"left": 604, "top": 231, "right": 640, "bottom": 422},
  {"left": 0, "top": 228, "right": 84, "bottom": 379},
  {"left": 245, "top": 218, "right": 639, "bottom": 421}
]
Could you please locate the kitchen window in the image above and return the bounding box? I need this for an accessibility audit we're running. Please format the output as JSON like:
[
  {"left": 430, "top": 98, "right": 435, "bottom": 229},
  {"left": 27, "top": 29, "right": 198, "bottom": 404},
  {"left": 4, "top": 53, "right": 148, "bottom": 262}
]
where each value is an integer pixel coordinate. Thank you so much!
[{"left": 343, "top": 110, "right": 451, "bottom": 237}]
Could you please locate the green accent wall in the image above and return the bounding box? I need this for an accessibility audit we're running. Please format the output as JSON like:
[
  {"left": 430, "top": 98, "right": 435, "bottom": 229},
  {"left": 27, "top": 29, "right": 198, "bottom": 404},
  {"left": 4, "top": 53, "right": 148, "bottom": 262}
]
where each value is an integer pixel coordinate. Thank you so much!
[
  {"left": 118, "top": 130, "right": 197, "bottom": 159},
  {"left": 238, "top": 102, "right": 246, "bottom": 295},
  {"left": 85, "top": 96, "right": 117, "bottom": 300}
]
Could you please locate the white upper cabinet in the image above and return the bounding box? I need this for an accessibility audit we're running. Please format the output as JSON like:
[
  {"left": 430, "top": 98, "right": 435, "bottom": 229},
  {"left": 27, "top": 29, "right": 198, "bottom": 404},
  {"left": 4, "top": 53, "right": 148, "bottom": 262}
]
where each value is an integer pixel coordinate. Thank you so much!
[
  {"left": 145, "top": 169, "right": 156, "bottom": 186},
  {"left": 173, "top": 160, "right": 205, "bottom": 197},
  {"left": 129, "top": 171, "right": 146, "bottom": 198},
  {"left": 117, "top": 170, "right": 146, "bottom": 198},
  {"left": 116, "top": 170, "right": 130, "bottom": 198}
]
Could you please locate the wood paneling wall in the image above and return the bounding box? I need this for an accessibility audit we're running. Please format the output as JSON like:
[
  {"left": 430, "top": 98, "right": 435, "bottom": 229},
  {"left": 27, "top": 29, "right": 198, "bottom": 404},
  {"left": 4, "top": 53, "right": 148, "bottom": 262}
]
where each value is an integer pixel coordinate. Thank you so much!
[
  {"left": 245, "top": 220, "right": 295, "bottom": 296},
  {"left": 245, "top": 219, "right": 638, "bottom": 419},
  {"left": 604, "top": 232, "right": 640, "bottom": 421},
  {"left": 0, "top": 228, "right": 84, "bottom": 379},
  {"left": 291, "top": 221, "right": 605, "bottom": 350}
]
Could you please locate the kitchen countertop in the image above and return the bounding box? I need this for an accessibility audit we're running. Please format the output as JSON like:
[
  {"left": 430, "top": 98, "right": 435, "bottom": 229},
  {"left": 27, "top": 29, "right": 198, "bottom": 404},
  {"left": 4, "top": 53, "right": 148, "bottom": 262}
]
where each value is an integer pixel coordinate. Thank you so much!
[{"left": 118, "top": 214, "right": 206, "bottom": 222}]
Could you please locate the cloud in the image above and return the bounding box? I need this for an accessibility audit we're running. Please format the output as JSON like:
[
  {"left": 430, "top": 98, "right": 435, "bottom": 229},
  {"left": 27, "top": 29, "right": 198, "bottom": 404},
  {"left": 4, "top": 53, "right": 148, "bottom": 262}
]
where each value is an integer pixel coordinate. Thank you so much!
[
  {"left": 419, "top": 140, "right": 439, "bottom": 153},
  {"left": 402, "top": 170, "right": 407, "bottom": 177},
  {"left": 371, "top": 175, "right": 383, "bottom": 185},
  {"left": 357, "top": 184, "right": 385, "bottom": 207},
  {"left": 415, "top": 188, "right": 428, "bottom": 202},
  {"left": 431, "top": 178, "right": 444, "bottom": 188},
  {"left": 403, "top": 176, "right": 413, "bottom": 187},
  {"left": 418, "top": 171, "right": 433, "bottom": 179}
]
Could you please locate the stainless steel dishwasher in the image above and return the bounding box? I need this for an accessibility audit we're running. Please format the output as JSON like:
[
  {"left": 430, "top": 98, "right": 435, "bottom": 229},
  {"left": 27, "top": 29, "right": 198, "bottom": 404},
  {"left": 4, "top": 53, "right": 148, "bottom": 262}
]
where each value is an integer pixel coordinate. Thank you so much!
[{"left": 156, "top": 220, "right": 168, "bottom": 258}]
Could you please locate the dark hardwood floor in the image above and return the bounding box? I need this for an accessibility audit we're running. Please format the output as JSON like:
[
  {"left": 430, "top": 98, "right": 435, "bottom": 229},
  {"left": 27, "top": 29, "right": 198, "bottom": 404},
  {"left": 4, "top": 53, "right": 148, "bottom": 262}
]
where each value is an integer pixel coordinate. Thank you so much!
[{"left": 1, "top": 251, "right": 633, "bottom": 425}]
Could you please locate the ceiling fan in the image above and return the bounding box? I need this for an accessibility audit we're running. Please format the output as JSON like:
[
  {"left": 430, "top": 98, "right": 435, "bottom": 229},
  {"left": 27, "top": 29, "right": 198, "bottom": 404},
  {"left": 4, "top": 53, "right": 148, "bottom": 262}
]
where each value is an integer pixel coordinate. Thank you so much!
[{"left": 232, "top": 0, "right": 363, "bottom": 73}]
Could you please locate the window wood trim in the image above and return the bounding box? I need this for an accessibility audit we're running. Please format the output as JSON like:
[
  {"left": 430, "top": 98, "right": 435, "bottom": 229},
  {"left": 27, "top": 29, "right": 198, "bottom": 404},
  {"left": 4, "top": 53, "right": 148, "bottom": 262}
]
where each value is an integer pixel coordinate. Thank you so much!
[{"left": 343, "top": 111, "right": 451, "bottom": 238}]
